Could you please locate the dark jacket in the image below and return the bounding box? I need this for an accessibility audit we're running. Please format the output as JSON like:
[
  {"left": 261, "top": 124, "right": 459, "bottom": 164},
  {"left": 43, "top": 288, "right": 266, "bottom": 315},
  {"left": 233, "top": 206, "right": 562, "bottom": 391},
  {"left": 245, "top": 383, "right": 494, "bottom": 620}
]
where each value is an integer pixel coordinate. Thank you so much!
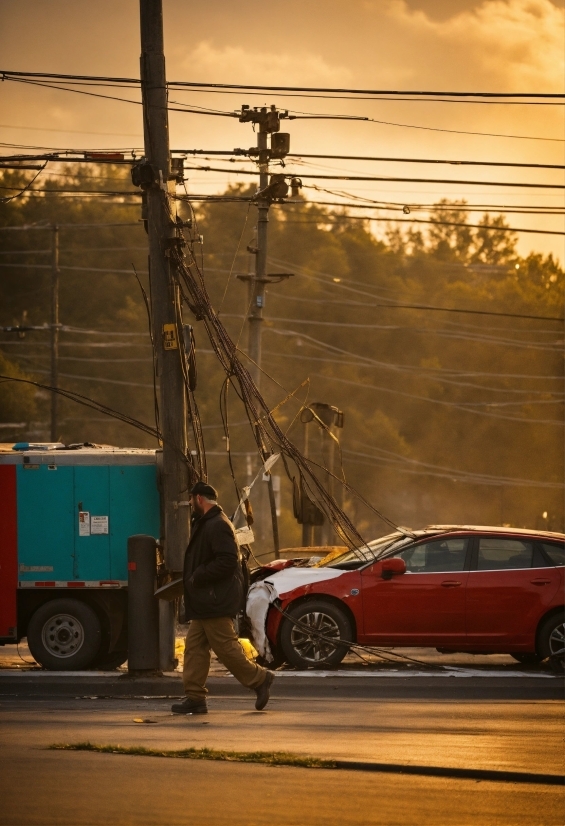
[{"left": 183, "top": 505, "right": 244, "bottom": 620}]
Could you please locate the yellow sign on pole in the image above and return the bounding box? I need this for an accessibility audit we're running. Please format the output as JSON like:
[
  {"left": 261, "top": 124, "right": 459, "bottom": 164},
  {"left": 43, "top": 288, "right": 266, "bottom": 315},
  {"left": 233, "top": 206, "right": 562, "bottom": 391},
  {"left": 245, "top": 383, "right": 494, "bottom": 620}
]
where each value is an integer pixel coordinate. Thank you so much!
[{"left": 162, "top": 323, "right": 178, "bottom": 350}]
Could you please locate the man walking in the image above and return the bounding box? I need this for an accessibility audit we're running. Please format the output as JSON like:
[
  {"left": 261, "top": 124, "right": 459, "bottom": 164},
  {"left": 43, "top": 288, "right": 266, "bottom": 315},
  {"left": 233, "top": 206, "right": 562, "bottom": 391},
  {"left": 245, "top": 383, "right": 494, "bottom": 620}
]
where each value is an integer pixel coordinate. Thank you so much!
[{"left": 171, "top": 481, "right": 274, "bottom": 715}]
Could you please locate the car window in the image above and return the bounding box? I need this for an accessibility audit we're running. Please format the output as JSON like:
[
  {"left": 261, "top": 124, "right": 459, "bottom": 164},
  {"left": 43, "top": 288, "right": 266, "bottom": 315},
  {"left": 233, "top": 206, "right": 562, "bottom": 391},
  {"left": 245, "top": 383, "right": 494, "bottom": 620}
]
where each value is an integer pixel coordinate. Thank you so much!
[
  {"left": 477, "top": 537, "right": 533, "bottom": 571},
  {"left": 397, "top": 538, "right": 467, "bottom": 573},
  {"left": 541, "top": 542, "right": 565, "bottom": 567}
]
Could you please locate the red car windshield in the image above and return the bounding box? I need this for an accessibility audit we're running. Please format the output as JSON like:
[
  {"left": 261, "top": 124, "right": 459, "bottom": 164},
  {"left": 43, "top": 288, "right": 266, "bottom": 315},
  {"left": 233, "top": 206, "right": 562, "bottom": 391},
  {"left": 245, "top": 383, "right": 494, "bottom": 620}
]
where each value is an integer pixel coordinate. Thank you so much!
[{"left": 319, "top": 532, "right": 413, "bottom": 567}]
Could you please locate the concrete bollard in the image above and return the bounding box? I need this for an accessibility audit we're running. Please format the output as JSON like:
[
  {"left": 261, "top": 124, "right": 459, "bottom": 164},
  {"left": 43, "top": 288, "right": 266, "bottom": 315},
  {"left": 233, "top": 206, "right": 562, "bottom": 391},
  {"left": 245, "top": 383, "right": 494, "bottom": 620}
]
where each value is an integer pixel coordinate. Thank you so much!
[{"left": 127, "top": 535, "right": 160, "bottom": 673}]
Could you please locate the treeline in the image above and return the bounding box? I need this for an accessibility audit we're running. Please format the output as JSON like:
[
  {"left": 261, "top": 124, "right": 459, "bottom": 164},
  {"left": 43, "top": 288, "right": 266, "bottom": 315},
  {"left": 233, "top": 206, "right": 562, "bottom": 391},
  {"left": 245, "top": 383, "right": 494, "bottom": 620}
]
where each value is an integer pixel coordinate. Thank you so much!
[{"left": 0, "top": 165, "right": 563, "bottom": 543}]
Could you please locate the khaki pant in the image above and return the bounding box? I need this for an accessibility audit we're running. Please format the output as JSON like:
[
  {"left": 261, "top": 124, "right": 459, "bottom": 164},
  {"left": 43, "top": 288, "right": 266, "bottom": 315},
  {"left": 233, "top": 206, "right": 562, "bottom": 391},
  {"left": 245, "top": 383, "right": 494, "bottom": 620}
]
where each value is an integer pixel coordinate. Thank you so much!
[{"left": 183, "top": 617, "right": 268, "bottom": 701}]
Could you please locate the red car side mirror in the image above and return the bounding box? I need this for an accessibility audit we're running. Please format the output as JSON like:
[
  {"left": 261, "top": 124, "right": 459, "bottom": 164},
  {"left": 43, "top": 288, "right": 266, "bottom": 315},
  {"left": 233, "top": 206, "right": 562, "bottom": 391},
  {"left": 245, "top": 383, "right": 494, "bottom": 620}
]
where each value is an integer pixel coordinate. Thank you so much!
[{"left": 381, "top": 557, "right": 406, "bottom": 580}]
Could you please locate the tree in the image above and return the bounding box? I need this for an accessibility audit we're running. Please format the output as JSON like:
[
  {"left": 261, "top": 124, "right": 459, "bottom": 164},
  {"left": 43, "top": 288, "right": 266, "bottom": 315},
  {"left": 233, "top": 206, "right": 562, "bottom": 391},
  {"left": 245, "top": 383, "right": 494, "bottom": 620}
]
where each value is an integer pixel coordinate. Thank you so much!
[
  {"left": 428, "top": 199, "right": 473, "bottom": 262},
  {"left": 472, "top": 214, "right": 518, "bottom": 265},
  {"left": 0, "top": 353, "right": 37, "bottom": 437}
]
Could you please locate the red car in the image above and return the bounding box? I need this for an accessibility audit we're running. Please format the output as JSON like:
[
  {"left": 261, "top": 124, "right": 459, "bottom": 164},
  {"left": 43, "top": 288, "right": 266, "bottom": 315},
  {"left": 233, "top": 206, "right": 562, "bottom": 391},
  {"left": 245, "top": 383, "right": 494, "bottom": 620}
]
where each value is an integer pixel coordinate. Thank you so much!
[{"left": 254, "top": 526, "right": 565, "bottom": 670}]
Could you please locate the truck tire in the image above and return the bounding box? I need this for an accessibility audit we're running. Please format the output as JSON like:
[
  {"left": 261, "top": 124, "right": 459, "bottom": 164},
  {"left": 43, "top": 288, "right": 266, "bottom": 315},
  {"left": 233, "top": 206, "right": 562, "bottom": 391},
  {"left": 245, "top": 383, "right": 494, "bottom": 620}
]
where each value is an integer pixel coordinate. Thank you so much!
[
  {"left": 27, "top": 598, "right": 102, "bottom": 670},
  {"left": 538, "top": 612, "right": 565, "bottom": 672},
  {"left": 280, "top": 599, "right": 352, "bottom": 670}
]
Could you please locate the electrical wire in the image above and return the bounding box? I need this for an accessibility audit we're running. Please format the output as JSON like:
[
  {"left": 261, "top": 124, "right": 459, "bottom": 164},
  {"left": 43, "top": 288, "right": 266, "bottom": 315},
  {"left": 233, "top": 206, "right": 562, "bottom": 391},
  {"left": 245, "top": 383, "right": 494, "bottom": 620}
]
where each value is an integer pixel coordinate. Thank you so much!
[
  {"left": 0, "top": 162, "right": 47, "bottom": 203},
  {"left": 279, "top": 214, "right": 565, "bottom": 237},
  {"left": 345, "top": 442, "right": 564, "bottom": 489},
  {"left": 3, "top": 71, "right": 562, "bottom": 99},
  {"left": 131, "top": 264, "right": 160, "bottom": 434},
  {"left": 163, "top": 189, "right": 399, "bottom": 547},
  {"left": 179, "top": 147, "right": 565, "bottom": 170},
  {"left": 288, "top": 153, "right": 565, "bottom": 171},
  {"left": 259, "top": 348, "right": 563, "bottom": 397},
  {"left": 165, "top": 78, "right": 565, "bottom": 100},
  {"left": 266, "top": 258, "right": 564, "bottom": 322},
  {"left": 4, "top": 74, "right": 563, "bottom": 141},
  {"left": 183, "top": 162, "right": 565, "bottom": 189},
  {"left": 313, "top": 373, "right": 564, "bottom": 427}
]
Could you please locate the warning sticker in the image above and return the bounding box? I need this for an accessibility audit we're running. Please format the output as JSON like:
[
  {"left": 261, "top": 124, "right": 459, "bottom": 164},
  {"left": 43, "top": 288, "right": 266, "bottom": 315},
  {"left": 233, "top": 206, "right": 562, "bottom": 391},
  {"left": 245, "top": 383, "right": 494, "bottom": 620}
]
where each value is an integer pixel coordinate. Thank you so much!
[
  {"left": 91, "top": 515, "right": 109, "bottom": 535},
  {"left": 78, "top": 511, "right": 90, "bottom": 536}
]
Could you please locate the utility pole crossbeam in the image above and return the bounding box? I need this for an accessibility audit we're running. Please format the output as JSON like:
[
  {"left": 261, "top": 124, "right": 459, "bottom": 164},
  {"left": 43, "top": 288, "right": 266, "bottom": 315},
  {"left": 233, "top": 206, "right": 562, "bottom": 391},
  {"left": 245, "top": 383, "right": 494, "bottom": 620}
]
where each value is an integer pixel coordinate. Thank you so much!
[{"left": 138, "top": 0, "right": 189, "bottom": 671}]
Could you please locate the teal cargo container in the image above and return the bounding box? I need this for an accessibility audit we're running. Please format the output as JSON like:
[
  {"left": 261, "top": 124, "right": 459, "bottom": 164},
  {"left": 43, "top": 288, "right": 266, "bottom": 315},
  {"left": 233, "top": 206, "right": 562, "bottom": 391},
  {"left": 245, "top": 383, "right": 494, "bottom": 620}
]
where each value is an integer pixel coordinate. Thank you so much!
[{"left": 0, "top": 446, "right": 161, "bottom": 669}]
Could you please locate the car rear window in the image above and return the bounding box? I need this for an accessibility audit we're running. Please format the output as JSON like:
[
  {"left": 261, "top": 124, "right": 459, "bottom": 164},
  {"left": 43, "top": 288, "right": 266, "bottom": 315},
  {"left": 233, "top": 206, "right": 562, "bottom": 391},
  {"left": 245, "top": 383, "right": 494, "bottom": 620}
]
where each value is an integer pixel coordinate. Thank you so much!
[
  {"left": 541, "top": 542, "right": 565, "bottom": 567},
  {"left": 477, "top": 538, "right": 533, "bottom": 570}
]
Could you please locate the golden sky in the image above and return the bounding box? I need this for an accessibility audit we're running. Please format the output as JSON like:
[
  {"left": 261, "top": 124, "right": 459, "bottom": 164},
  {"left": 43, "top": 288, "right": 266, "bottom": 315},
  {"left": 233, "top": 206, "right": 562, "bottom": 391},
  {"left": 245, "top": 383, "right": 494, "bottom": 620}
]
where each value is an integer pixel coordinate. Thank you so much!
[{"left": 0, "top": 0, "right": 563, "bottom": 260}]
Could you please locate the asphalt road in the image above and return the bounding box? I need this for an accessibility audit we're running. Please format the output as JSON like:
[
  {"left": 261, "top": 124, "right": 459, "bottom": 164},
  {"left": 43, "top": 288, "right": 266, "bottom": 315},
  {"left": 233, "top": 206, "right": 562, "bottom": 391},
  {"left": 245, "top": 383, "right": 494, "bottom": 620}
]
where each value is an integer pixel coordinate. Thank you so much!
[{"left": 1, "top": 678, "right": 563, "bottom": 826}]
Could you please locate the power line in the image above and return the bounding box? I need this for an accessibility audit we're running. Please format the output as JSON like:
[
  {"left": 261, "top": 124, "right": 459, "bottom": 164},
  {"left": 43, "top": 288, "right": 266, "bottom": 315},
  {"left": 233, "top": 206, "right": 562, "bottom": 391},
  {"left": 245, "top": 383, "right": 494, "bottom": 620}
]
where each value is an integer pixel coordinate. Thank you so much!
[
  {"left": 268, "top": 262, "right": 564, "bottom": 322},
  {"left": 313, "top": 373, "right": 564, "bottom": 426},
  {"left": 184, "top": 163, "right": 565, "bottom": 189},
  {"left": 342, "top": 447, "right": 563, "bottom": 490},
  {"left": 181, "top": 149, "right": 565, "bottom": 171},
  {"left": 0, "top": 123, "right": 143, "bottom": 138},
  {"left": 0, "top": 222, "right": 141, "bottom": 230},
  {"left": 165, "top": 79, "right": 565, "bottom": 100},
  {"left": 2, "top": 72, "right": 562, "bottom": 142},
  {"left": 182, "top": 191, "right": 565, "bottom": 215},
  {"left": 280, "top": 214, "right": 565, "bottom": 237},
  {"left": 292, "top": 199, "right": 565, "bottom": 217},
  {"left": 259, "top": 349, "right": 563, "bottom": 395},
  {"left": 4, "top": 71, "right": 562, "bottom": 99}
]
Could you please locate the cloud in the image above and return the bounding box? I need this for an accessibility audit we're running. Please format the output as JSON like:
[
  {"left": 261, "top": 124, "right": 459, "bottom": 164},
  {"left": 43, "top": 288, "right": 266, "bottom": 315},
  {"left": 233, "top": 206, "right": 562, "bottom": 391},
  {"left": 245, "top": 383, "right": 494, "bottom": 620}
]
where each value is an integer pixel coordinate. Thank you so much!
[
  {"left": 176, "top": 40, "right": 352, "bottom": 86},
  {"left": 381, "top": 0, "right": 565, "bottom": 90}
]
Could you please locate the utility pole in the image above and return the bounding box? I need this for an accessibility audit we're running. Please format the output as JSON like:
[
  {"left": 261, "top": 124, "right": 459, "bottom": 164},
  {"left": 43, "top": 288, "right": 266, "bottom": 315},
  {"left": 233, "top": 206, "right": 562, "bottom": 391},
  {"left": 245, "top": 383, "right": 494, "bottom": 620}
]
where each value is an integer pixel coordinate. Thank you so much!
[
  {"left": 237, "top": 107, "right": 298, "bottom": 558},
  {"left": 138, "top": 0, "right": 189, "bottom": 672},
  {"left": 50, "top": 224, "right": 59, "bottom": 442}
]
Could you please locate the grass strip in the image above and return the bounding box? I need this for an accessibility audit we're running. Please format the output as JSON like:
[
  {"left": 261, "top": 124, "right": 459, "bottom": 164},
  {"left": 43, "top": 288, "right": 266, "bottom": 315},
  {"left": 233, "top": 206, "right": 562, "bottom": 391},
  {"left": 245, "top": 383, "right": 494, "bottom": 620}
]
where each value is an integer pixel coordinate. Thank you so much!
[{"left": 48, "top": 742, "right": 337, "bottom": 769}]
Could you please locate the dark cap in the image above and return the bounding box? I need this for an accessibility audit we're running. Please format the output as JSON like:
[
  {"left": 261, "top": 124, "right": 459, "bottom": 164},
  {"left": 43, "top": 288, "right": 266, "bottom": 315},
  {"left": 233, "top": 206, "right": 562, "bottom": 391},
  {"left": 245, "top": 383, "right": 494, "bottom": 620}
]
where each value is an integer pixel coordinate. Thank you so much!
[{"left": 190, "top": 481, "right": 218, "bottom": 500}]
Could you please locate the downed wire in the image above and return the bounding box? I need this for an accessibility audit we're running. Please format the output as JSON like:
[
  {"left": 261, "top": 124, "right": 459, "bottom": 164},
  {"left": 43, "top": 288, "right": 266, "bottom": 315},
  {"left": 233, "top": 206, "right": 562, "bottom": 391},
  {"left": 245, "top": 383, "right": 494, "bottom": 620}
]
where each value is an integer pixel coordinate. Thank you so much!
[
  {"left": 0, "top": 374, "right": 201, "bottom": 481},
  {"left": 270, "top": 602, "right": 446, "bottom": 670},
  {"left": 160, "top": 191, "right": 399, "bottom": 557}
]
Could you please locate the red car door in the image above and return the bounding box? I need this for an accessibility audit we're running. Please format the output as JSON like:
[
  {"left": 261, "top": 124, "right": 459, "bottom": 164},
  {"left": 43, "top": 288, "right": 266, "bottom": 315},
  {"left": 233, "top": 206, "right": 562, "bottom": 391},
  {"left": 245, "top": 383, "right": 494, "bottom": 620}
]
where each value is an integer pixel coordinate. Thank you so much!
[
  {"left": 465, "top": 535, "right": 562, "bottom": 648},
  {"left": 359, "top": 535, "right": 470, "bottom": 646}
]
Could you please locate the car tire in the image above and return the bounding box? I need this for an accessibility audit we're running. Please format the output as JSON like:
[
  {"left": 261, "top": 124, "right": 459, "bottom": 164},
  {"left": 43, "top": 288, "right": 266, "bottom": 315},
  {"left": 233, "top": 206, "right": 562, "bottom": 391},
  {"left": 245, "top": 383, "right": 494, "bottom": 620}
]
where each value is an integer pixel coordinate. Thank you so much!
[
  {"left": 510, "top": 653, "right": 543, "bottom": 665},
  {"left": 280, "top": 599, "right": 352, "bottom": 670},
  {"left": 538, "top": 612, "right": 565, "bottom": 672},
  {"left": 27, "top": 598, "right": 102, "bottom": 670}
]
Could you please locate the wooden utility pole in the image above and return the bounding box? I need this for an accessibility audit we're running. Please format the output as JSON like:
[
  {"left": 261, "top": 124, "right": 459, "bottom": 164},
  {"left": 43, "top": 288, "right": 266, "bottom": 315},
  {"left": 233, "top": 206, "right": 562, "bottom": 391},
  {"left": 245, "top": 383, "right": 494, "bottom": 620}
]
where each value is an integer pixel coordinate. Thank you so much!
[
  {"left": 139, "top": 0, "right": 189, "bottom": 671},
  {"left": 237, "top": 107, "right": 295, "bottom": 558},
  {"left": 50, "top": 224, "right": 59, "bottom": 442},
  {"left": 247, "top": 125, "right": 269, "bottom": 386}
]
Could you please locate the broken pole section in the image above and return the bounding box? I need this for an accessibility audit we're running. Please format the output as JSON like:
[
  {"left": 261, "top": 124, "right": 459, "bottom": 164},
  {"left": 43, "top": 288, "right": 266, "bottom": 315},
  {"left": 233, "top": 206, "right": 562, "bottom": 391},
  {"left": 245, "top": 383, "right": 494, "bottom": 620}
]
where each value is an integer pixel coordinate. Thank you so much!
[
  {"left": 127, "top": 535, "right": 160, "bottom": 673},
  {"left": 139, "top": 0, "right": 189, "bottom": 671}
]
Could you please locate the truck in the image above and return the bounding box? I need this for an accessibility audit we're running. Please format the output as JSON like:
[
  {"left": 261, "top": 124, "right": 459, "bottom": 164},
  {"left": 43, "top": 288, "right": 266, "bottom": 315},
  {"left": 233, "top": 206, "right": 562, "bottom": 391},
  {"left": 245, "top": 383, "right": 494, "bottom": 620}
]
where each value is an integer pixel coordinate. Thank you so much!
[{"left": 0, "top": 445, "right": 161, "bottom": 669}]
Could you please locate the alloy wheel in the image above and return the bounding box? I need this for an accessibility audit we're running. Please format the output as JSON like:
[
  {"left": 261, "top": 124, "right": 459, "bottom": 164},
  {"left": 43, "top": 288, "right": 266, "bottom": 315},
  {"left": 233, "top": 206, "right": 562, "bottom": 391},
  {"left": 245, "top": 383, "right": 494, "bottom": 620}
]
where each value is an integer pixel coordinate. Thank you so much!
[{"left": 289, "top": 611, "right": 342, "bottom": 664}]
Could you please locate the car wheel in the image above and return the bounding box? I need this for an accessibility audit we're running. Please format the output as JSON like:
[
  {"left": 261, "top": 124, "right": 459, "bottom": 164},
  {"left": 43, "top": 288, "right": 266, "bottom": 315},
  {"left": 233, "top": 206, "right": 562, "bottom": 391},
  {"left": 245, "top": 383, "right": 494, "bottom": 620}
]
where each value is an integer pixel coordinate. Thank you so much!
[
  {"left": 280, "top": 599, "right": 352, "bottom": 670},
  {"left": 538, "top": 612, "right": 565, "bottom": 672},
  {"left": 27, "top": 598, "right": 102, "bottom": 670},
  {"left": 511, "top": 653, "right": 543, "bottom": 665}
]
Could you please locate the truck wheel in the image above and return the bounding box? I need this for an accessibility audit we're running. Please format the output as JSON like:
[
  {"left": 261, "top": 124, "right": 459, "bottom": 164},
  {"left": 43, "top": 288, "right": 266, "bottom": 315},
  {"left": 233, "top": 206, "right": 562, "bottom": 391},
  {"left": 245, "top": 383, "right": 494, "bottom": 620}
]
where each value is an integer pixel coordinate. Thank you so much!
[
  {"left": 27, "top": 598, "right": 102, "bottom": 670},
  {"left": 538, "top": 612, "right": 565, "bottom": 672},
  {"left": 280, "top": 599, "right": 352, "bottom": 670}
]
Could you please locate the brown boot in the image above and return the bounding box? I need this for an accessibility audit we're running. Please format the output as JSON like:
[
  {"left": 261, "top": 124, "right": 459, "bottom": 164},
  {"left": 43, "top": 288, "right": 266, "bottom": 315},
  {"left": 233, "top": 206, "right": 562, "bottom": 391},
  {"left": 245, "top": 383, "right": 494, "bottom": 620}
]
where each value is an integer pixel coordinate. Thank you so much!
[{"left": 254, "top": 671, "right": 274, "bottom": 711}]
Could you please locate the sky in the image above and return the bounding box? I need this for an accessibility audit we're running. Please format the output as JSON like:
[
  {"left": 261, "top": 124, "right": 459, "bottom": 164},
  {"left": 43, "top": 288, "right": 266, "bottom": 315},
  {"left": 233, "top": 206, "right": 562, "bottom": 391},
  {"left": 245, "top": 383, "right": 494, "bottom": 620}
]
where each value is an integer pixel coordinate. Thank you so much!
[{"left": 0, "top": 0, "right": 564, "bottom": 260}]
